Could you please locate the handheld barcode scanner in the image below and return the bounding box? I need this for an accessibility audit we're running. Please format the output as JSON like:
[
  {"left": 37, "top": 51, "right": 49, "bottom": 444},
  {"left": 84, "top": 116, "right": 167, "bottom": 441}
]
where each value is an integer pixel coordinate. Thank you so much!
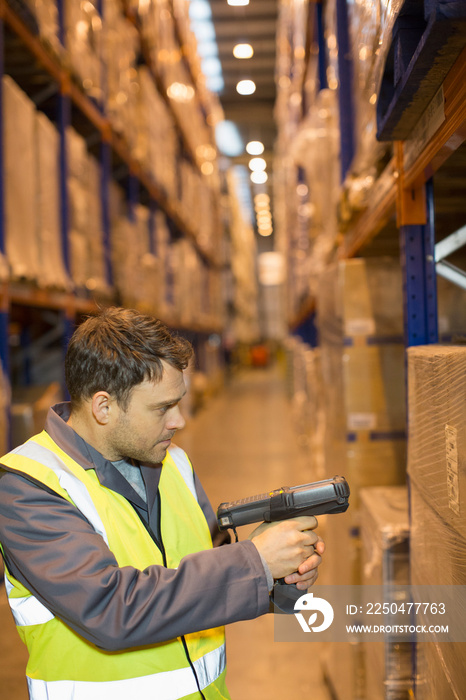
[{"left": 216, "top": 475, "right": 350, "bottom": 536}]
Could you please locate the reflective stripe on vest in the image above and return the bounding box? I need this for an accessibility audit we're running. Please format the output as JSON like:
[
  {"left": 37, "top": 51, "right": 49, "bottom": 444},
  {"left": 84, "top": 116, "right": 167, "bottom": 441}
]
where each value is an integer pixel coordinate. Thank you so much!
[
  {"left": 4, "top": 575, "right": 54, "bottom": 627},
  {"left": 26, "top": 646, "right": 226, "bottom": 700},
  {"left": 6, "top": 440, "right": 109, "bottom": 545}
]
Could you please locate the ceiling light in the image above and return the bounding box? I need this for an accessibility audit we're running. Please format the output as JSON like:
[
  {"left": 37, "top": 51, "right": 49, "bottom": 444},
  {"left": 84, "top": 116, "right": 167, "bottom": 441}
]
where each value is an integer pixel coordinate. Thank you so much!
[
  {"left": 254, "top": 203, "right": 270, "bottom": 213},
  {"left": 189, "top": 0, "right": 212, "bottom": 20},
  {"left": 167, "top": 83, "right": 195, "bottom": 102},
  {"left": 248, "top": 157, "right": 266, "bottom": 172},
  {"left": 257, "top": 227, "right": 273, "bottom": 237},
  {"left": 233, "top": 43, "right": 254, "bottom": 59},
  {"left": 247, "top": 141, "right": 264, "bottom": 155},
  {"left": 236, "top": 80, "right": 256, "bottom": 95},
  {"left": 296, "top": 184, "right": 308, "bottom": 197},
  {"left": 215, "top": 120, "right": 244, "bottom": 157},
  {"left": 201, "top": 162, "right": 214, "bottom": 175},
  {"left": 190, "top": 21, "right": 216, "bottom": 42},
  {"left": 254, "top": 193, "right": 269, "bottom": 204},
  {"left": 257, "top": 215, "right": 272, "bottom": 225},
  {"left": 228, "top": 0, "right": 249, "bottom": 5},
  {"left": 197, "top": 41, "right": 218, "bottom": 58},
  {"left": 201, "top": 57, "right": 223, "bottom": 77},
  {"left": 250, "top": 171, "right": 268, "bottom": 184},
  {"left": 206, "top": 75, "right": 224, "bottom": 93}
]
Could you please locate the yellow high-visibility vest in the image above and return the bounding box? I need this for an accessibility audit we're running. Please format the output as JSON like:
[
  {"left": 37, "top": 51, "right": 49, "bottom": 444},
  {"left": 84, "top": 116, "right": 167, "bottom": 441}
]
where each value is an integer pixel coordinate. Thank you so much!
[{"left": 1, "top": 431, "right": 229, "bottom": 700}]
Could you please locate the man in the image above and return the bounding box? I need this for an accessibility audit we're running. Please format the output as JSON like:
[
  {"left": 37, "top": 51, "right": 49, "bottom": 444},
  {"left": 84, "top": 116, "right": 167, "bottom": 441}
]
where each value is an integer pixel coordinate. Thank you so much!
[{"left": 0, "top": 307, "right": 324, "bottom": 700}]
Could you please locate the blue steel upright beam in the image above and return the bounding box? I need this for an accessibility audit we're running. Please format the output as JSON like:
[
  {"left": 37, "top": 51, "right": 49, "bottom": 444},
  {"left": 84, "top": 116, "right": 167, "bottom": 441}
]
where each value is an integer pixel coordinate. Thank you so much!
[
  {"left": 101, "top": 139, "right": 113, "bottom": 287},
  {"left": 57, "top": 84, "right": 75, "bottom": 395},
  {"left": 335, "top": 0, "right": 355, "bottom": 183},
  {"left": 0, "top": 16, "right": 10, "bottom": 403},
  {"left": 149, "top": 199, "right": 157, "bottom": 256},
  {"left": 399, "top": 176, "right": 438, "bottom": 347}
]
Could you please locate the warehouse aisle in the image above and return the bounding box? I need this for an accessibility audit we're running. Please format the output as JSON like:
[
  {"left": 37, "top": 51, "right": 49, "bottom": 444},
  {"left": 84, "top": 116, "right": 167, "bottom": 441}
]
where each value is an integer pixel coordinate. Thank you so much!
[
  {"left": 0, "top": 362, "right": 332, "bottom": 700},
  {"left": 177, "top": 363, "right": 332, "bottom": 700}
]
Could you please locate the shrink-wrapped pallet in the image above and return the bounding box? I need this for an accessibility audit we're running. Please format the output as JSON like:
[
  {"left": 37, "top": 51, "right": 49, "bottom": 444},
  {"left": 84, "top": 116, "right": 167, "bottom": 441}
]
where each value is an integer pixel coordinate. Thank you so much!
[
  {"left": 67, "top": 128, "right": 111, "bottom": 296},
  {"left": 34, "top": 112, "right": 70, "bottom": 290},
  {"left": 410, "top": 481, "right": 466, "bottom": 699},
  {"left": 407, "top": 345, "right": 466, "bottom": 538},
  {"left": 65, "top": 0, "right": 103, "bottom": 101},
  {"left": 22, "top": 0, "right": 60, "bottom": 55},
  {"left": 134, "top": 205, "right": 161, "bottom": 314},
  {"left": 318, "top": 258, "right": 406, "bottom": 502},
  {"left": 414, "top": 636, "right": 463, "bottom": 700},
  {"left": 407, "top": 346, "right": 466, "bottom": 700},
  {"left": 136, "top": 68, "right": 178, "bottom": 199},
  {"left": 3, "top": 75, "right": 40, "bottom": 282},
  {"left": 67, "top": 128, "right": 91, "bottom": 290},
  {"left": 86, "top": 157, "right": 111, "bottom": 296},
  {"left": 287, "top": 89, "right": 341, "bottom": 299},
  {"left": 360, "top": 487, "right": 412, "bottom": 700},
  {"left": 317, "top": 258, "right": 406, "bottom": 600},
  {"left": 111, "top": 202, "right": 166, "bottom": 315},
  {"left": 343, "top": 0, "right": 403, "bottom": 209},
  {"left": 104, "top": 0, "right": 139, "bottom": 152}
]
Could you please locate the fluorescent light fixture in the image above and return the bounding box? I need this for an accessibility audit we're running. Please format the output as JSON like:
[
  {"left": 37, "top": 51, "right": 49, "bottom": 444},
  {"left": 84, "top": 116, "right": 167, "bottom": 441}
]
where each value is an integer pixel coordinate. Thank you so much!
[
  {"left": 231, "top": 164, "right": 254, "bottom": 224},
  {"left": 233, "top": 43, "right": 254, "bottom": 59},
  {"left": 236, "top": 79, "right": 256, "bottom": 95},
  {"left": 250, "top": 171, "right": 268, "bottom": 184},
  {"left": 189, "top": 0, "right": 212, "bottom": 20},
  {"left": 201, "top": 57, "right": 223, "bottom": 77},
  {"left": 190, "top": 20, "right": 216, "bottom": 42},
  {"left": 228, "top": 0, "right": 249, "bottom": 5},
  {"left": 197, "top": 41, "right": 219, "bottom": 58},
  {"left": 215, "top": 120, "right": 243, "bottom": 157},
  {"left": 206, "top": 75, "right": 224, "bottom": 93},
  {"left": 249, "top": 157, "right": 266, "bottom": 172},
  {"left": 246, "top": 141, "right": 264, "bottom": 155}
]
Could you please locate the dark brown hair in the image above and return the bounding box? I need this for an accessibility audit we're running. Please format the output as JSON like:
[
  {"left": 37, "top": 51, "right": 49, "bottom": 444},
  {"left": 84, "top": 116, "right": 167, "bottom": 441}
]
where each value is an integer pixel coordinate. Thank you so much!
[{"left": 65, "top": 307, "right": 193, "bottom": 409}]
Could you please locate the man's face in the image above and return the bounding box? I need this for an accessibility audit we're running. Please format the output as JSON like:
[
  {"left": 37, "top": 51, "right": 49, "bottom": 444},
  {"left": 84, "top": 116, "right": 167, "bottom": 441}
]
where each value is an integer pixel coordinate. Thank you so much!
[{"left": 106, "top": 361, "right": 187, "bottom": 465}]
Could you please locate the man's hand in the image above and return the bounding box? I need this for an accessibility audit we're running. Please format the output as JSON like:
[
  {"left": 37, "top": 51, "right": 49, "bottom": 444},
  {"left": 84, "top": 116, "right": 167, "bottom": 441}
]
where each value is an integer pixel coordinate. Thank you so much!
[
  {"left": 248, "top": 516, "right": 323, "bottom": 584},
  {"left": 282, "top": 536, "right": 324, "bottom": 590}
]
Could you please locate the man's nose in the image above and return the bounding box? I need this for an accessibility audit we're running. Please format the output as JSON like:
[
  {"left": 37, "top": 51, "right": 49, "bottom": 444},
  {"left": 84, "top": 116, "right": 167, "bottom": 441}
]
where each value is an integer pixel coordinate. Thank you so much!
[{"left": 166, "top": 405, "right": 186, "bottom": 431}]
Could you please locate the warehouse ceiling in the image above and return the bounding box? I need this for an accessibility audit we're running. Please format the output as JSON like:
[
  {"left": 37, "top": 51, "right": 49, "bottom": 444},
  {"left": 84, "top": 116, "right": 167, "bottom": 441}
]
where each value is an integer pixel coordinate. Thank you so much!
[
  {"left": 209, "top": 0, "right": 278, "bottom": 157},
  {"left": 190, "top": 0, "right": 279, "bottom": 241}
]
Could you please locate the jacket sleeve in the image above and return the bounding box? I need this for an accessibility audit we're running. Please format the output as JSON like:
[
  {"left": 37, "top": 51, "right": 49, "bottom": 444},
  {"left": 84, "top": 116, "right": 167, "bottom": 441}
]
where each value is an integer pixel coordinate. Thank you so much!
[{"left": 0, "top": 468, "right": 270, "bottom": 651}]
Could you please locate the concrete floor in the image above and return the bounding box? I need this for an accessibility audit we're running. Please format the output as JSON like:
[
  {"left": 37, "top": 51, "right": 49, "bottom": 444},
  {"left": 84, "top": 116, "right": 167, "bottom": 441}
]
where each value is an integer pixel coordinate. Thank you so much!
[{"left": 0, "top": 364, "right": 333, "bottom": 700}]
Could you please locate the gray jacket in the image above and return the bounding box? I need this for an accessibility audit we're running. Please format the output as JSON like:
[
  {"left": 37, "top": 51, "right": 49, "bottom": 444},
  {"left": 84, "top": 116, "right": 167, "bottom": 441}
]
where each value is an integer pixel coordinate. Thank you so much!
[{"left": 0, "top": 403, "right": 271, "bottom": 651}]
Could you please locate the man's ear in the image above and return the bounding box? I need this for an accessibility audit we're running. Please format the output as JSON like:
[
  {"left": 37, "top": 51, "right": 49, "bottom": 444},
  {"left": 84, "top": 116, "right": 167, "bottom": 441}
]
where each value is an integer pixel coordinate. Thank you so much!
[{"left": 91, "top": 392, "right": 112, "bottom": 425}]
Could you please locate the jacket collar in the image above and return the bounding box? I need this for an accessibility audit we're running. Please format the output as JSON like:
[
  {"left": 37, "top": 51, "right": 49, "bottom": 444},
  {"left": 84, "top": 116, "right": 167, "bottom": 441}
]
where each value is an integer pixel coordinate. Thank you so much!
[{"left": 44, "top": 403, "right": 158, "bottom": 512}]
